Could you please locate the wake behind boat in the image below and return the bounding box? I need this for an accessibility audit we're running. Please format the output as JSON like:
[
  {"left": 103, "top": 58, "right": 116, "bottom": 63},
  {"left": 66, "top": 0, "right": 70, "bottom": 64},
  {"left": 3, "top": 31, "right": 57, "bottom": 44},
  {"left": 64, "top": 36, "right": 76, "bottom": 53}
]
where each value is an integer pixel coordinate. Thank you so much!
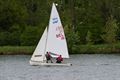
[{"left": 29, "top": 3, "right": 71, "bottom": 66}]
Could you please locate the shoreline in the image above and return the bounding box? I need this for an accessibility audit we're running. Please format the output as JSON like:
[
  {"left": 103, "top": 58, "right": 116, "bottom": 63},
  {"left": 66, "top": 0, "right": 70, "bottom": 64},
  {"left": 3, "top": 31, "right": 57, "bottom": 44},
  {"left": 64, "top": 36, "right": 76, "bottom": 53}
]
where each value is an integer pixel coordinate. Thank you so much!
[{"left": 0, "top": 44, "right": 120, "bottom": 55}]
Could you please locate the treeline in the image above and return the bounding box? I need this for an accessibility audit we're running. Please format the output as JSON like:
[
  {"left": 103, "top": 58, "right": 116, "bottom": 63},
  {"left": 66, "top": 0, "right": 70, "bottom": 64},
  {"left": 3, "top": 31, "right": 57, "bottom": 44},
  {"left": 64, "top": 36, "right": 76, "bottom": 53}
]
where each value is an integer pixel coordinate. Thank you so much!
[{"left": 0, "top": 0, "right": 120, "bottom": 52}]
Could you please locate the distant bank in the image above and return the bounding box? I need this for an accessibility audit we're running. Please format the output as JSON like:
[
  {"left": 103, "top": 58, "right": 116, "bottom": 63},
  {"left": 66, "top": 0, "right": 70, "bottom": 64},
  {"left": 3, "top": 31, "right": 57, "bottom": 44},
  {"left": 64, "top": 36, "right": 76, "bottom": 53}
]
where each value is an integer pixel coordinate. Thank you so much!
[
  {"left": 0, "top": 46, "right": 35, "bottom": 55},
  {"left": 0, "top": 44, "right": 120, "bottom": 55}
]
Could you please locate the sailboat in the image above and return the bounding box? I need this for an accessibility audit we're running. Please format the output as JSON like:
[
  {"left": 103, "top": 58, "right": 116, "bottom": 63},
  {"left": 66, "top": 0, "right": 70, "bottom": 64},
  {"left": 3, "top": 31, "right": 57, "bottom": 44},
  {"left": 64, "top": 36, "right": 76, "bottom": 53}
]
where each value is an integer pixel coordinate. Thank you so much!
[{"left": 29, "top": 3, "right": 72, "bottom": 66}]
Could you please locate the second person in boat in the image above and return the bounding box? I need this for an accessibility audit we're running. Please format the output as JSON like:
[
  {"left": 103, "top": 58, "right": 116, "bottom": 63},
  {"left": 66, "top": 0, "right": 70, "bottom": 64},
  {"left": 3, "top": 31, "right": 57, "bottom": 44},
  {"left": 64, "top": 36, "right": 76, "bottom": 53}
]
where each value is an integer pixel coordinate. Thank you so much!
[{"left": 56, "top": 55, "right": 63, "bottom": 63}]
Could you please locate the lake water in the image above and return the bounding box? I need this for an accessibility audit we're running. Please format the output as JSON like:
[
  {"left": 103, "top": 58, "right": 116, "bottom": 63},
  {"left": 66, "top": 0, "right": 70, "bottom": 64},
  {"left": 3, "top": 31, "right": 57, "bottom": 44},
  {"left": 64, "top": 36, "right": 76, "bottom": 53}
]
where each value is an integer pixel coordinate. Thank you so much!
[{"left": 0, "top": 54, "right": 120, "bottom": 80}]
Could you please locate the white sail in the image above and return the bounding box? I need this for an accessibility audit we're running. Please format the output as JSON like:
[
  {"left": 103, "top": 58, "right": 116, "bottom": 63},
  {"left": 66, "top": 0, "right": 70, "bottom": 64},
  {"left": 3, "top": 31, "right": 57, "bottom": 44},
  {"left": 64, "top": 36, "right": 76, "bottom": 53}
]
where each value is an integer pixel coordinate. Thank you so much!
[
  {"left": 46, "top": 3, "right": 69, "bottom": 58},
  {"left": 30, "top": 27, "right": 47, "bottom": 62}
]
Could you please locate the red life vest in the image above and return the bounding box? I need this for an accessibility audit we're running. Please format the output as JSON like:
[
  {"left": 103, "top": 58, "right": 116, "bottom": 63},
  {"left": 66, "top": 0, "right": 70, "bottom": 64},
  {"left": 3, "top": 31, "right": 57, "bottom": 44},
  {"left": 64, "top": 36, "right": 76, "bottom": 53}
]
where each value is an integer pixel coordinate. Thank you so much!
[{"left": 57, "top": 56, "right": 63, "bottom": 61}]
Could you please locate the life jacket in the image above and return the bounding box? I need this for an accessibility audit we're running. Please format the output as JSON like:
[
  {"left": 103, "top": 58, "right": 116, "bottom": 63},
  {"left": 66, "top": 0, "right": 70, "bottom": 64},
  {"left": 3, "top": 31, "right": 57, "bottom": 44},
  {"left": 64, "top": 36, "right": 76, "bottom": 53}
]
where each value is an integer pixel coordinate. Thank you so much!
[{"left": 57, "top": 56, "right": 63, "bottom": 61}]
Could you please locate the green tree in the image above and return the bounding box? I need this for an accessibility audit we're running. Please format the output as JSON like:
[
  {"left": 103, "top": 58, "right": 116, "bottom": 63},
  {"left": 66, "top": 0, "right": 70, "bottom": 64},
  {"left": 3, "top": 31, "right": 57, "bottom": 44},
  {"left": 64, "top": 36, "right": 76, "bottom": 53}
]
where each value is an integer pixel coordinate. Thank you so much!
[
  {"left": 8, "top": 25, "right": 22, "bottom": 45},
  {"left": 64, "top": 25, "right": 80, "bottom": 53},
  {"left": 0, "top": 0, "right": 28, "bottom": 30},
  {"left": 20, "top": 25, "right": 44, "bottom": 46},
  {"left": 86, "top": 30, "right": 94, "bottom": 44},
  {"left": 101, "top": 15, "right": 118, "bottom": 43},
  {"left": 0, "top": 32, "right": 10, "bottom": 45}
]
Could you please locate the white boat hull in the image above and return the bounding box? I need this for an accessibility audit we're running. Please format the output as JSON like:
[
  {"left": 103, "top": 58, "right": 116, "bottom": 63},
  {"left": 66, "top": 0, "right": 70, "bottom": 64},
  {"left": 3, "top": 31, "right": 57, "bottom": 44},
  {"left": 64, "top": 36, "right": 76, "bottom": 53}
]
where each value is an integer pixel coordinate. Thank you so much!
[{"left": 29, "top": 60, "right": 72, "bottom": 66}]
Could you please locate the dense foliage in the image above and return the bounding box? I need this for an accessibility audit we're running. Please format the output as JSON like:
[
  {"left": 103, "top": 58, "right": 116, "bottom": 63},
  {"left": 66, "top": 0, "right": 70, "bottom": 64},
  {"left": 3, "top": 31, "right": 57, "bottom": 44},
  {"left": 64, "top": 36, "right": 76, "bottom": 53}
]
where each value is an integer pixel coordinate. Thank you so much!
[{"left": 0, "top": 0, "right": 120, "bottom": 53}]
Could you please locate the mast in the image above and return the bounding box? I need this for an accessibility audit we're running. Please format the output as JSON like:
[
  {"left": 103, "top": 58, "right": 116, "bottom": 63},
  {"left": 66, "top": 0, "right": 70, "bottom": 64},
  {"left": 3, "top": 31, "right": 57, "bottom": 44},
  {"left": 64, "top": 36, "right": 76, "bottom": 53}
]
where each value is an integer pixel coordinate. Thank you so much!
[
  {"left": 43, "top": 3, "right": 54, "bottom": 60},
  {"left": 44, "top": 3, "right": 54, "bottom": 58}
]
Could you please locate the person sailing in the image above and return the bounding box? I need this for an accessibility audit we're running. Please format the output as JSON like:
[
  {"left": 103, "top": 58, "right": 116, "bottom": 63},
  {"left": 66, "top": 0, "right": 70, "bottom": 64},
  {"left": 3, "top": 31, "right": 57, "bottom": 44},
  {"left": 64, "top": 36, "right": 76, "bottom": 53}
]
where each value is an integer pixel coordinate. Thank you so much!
[
  {"left": 56, "top": 55, "right": 63, "bottom": 63},
  {"left": 45, "top": 52, "right": 53, "bottom": 63}
]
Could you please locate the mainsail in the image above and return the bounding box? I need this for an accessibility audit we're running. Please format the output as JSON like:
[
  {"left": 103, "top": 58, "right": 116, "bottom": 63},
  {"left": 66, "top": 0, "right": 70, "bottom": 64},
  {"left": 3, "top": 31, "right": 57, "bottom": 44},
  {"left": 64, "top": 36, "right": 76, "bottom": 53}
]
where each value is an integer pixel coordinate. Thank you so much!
[{"left": 46, "top": 3, "right": 69, "bottom": 58}]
